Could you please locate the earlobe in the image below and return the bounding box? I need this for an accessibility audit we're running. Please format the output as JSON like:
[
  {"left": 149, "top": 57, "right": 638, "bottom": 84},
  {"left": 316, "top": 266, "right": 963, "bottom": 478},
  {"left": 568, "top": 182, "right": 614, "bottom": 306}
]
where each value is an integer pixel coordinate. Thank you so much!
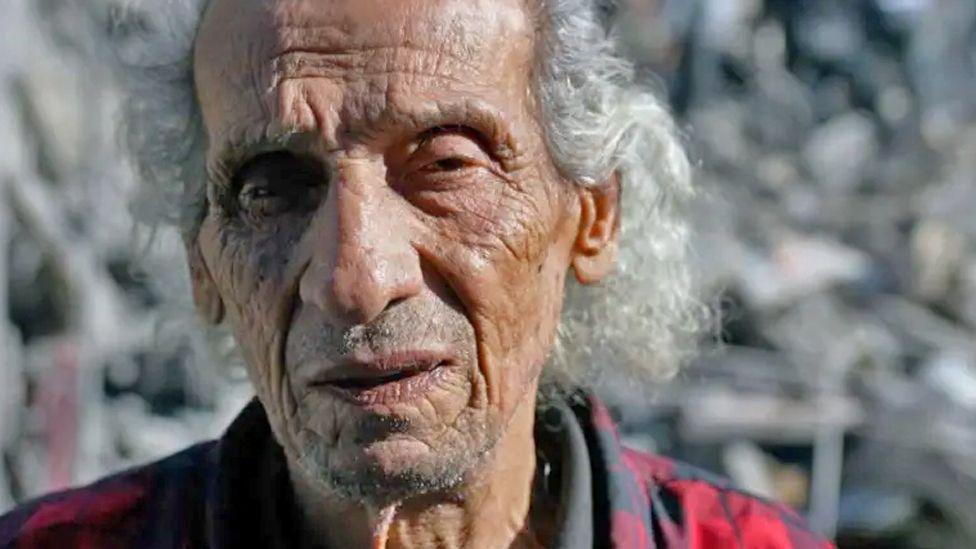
[
  {"left": 571, "top": 173, "right": 621, "bottom": 285},
  {"left": 186, "top": 237, "right": 225, "bottom": 325}
]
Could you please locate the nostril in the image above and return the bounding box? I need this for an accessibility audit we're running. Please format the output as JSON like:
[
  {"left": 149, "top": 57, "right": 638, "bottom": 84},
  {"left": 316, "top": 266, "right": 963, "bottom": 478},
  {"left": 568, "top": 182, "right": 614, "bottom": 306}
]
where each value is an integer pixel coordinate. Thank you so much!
[{"left": 387, "top": 296, "right": 408, "bottom": 309}]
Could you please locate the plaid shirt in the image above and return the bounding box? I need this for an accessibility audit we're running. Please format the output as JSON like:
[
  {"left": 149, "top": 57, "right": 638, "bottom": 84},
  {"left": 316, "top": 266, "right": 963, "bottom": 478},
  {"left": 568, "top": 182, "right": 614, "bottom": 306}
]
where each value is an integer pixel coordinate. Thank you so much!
[{"left": 1, "top": 396, "right": 832, "bottom": 548}]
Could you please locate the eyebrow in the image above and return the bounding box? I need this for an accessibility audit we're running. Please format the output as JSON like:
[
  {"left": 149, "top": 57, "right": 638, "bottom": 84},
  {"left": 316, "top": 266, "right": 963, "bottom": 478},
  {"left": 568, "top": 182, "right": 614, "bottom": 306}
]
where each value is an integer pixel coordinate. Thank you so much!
[
  {"left": 206, "top": 98, "right": 520, "bottom": 185},
  {"left": 207, "top": 125, "right": 316, "bottom": 187}
]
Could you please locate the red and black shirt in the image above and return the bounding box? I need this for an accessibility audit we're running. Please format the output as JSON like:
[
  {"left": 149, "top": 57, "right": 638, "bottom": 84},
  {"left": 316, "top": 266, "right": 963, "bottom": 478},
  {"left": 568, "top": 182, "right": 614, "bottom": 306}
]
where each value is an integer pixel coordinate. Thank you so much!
[{"left": 1, "top": 395, "right": 832, "bottom": 548}]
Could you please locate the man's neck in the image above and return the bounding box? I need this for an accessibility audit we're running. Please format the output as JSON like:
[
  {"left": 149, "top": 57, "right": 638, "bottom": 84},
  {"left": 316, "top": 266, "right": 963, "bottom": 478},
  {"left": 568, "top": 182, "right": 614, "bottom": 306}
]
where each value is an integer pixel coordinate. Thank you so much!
[{"left": 289, "top": 393, "right": 543, "bottom": 549}]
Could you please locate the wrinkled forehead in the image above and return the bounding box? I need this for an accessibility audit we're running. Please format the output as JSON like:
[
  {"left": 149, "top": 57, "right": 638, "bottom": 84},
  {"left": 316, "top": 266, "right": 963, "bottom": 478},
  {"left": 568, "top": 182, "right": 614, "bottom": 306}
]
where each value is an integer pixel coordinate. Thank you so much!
[
  {"left": 194, "top": 0, "right": 538, "bottom": 156},
  {"left": 196, "top": 0, "right": 534, "bottom": 64}
]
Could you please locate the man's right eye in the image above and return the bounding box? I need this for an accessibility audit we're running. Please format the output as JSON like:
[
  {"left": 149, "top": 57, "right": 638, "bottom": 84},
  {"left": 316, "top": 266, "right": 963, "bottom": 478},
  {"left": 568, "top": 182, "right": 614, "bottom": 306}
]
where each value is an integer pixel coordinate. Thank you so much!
[{"left": 231, "top": 151, "right": 326, "bottom": 222}]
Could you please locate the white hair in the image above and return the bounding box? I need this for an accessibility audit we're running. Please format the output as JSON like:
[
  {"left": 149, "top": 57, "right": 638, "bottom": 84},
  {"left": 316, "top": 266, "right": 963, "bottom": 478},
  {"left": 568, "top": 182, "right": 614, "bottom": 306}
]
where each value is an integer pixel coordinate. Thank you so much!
[{"left": 115, "top": 0, "right": 705, "bottom": 389}]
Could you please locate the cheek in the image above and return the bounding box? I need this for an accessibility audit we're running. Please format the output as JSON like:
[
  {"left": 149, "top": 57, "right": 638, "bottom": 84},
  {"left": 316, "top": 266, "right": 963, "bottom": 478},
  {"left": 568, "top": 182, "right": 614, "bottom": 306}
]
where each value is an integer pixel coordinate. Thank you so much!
[
  {"left": 202, "top": 213, "right": 308, "bottom": 324},
  {"left": 420, "top": 177, "right": 573, "bottom": 401},
  {"left": 199, "top": 216, "right": 310, "bottom": 430},
  {"left": 210, "top": 236, "right": 288, "bottom": 334},
  {"left": 493, "top": 250, "right": 570, "bottom": 386},
  {"left": 472, "top": 181, "right": 570, "bottom": 330},
  {"left": 418, "top": 177, "right": 552, "bottom": 261}
]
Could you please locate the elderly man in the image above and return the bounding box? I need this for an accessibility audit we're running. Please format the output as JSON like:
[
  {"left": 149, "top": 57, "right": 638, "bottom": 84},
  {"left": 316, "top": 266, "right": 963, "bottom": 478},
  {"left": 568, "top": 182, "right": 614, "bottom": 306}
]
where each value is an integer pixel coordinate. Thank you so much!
[{"left": 1, "top": 0, "right": 830, "bottom": 547}]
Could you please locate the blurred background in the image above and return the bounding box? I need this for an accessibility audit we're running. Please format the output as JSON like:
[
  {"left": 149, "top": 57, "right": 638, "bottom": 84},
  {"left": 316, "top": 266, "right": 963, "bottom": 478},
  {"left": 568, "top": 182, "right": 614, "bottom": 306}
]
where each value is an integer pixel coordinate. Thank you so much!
[{"left": 1, "top": 0, "right": 974, "bottom": 547}]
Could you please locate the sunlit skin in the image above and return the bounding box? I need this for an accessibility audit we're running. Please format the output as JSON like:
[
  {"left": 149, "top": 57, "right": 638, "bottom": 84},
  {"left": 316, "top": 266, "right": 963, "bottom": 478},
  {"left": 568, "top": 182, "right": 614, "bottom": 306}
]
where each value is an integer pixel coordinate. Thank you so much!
[{"left": 188, "top": 0, "right": 620, "bottom": 547}]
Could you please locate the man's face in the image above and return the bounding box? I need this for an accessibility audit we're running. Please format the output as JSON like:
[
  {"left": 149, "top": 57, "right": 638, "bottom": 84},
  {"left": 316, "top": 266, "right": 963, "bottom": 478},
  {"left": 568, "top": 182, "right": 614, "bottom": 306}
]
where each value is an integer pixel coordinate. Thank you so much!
[{"left": 191, "top": 0, "right": 597, "bottom": 502}]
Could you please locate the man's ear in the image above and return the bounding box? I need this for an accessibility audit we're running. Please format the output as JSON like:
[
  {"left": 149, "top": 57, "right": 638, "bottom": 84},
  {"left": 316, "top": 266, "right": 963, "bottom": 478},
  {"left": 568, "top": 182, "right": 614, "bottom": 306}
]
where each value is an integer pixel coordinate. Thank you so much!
[
  {"left": 185, "top": 236, "right": 225, "bottom": 325},
  {"left": 571, "top": 173, "right": 621, "bottom": 285}
]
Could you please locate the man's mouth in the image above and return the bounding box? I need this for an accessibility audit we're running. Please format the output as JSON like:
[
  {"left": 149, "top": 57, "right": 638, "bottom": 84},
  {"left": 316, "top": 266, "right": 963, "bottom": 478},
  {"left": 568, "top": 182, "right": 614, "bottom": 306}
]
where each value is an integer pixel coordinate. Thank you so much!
[{"left": 310, "top": 353, "right": 453, "bottom": 405}]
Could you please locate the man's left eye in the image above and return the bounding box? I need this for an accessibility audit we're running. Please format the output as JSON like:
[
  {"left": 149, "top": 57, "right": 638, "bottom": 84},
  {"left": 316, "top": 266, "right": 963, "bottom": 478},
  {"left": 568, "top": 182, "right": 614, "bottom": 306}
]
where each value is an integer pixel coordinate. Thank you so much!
[
  {"left": 403, "top": 129, "right": 495, "bottom": 189},
  {"left": 423, "top": 157, "right": 470, "bottom": 172}
]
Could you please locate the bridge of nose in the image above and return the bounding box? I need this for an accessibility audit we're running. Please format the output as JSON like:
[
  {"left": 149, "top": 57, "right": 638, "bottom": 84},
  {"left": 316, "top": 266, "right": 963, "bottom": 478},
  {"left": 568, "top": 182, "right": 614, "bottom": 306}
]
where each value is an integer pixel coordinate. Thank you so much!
[{"left": 299, "top": 155, "right": 423, "bottom": 325}]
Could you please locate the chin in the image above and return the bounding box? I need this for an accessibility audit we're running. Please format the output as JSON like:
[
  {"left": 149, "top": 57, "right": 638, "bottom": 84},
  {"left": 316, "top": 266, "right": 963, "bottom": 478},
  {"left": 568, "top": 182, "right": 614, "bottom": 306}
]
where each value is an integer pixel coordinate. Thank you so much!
[
  {"left": 293, "top": 406, "right": 498, "bottom": 504},
  {"left": 296, "top": 436, "right": 473, "bottom": 504}
]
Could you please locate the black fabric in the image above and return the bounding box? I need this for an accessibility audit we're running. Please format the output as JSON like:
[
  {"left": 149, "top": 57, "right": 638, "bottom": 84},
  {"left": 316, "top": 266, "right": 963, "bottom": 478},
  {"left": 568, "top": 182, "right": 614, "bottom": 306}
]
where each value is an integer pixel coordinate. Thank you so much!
[{"left": 208, "top": 399, "right": 301, "bottom": 549}]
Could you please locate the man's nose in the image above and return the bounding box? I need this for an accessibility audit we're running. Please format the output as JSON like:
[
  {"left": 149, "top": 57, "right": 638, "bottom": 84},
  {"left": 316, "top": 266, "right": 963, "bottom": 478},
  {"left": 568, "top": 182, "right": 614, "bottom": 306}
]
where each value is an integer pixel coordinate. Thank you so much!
[{"left": 298, "top": 159, "right": 423, "bottom": 326}]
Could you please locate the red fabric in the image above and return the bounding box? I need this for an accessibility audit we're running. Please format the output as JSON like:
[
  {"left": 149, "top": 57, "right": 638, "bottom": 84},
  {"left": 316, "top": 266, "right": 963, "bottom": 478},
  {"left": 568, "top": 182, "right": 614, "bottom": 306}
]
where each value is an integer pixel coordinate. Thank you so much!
[
  {"left": 14, "top": 478, "right": 147, "bottom": 549},
  {"left": 1, "top": 397, "right": 834, "bottom": 548},
  {"left": 619, "top": 433, "right": 832, "bottom": 548}
]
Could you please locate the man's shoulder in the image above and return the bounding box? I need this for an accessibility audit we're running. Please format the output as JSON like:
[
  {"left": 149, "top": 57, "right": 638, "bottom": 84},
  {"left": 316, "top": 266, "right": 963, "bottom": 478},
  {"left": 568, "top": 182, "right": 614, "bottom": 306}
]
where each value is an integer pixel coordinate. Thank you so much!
[
  {"left": 0, "top": 441, "right": 217, "bottom": 549},
  {"left": 620, "top": 447, "right": 833, "bottom": 549}
]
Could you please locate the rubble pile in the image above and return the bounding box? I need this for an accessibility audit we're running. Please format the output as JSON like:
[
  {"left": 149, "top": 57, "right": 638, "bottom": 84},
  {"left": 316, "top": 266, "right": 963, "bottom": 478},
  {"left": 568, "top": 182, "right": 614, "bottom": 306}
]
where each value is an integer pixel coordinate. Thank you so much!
[
  {"left": 1, "top": 0, "right": 974, "bottom": 546},
  {"left": 609, "top": 0, "right": 976, "bottom": 546}
]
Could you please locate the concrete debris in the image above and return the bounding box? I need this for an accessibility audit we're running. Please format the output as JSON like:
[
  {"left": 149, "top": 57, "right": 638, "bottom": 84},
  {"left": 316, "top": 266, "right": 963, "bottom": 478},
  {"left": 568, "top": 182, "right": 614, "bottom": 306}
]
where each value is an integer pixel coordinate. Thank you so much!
[{"left": 612, "top": 0, "right": 976, "bottom": 544}]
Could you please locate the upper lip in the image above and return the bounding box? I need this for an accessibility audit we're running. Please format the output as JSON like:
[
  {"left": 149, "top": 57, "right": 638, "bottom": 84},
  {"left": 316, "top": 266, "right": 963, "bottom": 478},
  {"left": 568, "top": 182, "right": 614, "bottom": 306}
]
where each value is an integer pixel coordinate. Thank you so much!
[{"left": 306, "top": 349, "right": 453, "bottom": 386}]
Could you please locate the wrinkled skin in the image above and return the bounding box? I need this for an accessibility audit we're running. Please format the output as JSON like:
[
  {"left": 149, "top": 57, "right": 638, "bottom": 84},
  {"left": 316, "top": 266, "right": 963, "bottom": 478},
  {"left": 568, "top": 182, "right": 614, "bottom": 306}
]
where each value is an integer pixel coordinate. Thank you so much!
[{"left": 189, "top": 0, "right": 619, "bottom": 546}]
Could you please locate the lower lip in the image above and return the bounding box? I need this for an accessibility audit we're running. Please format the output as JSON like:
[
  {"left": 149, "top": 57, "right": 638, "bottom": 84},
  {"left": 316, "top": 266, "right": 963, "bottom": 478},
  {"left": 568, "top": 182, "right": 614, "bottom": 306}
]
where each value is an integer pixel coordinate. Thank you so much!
[{"left": 316, "top": 364, "right": 450, "bottom": 406}]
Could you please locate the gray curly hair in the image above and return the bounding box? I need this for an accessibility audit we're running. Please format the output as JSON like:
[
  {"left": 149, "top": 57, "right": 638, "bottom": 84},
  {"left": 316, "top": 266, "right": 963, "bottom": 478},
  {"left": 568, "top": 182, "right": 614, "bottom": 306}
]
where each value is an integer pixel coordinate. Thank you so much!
[{"left": 116, "top": 0, "right": 704, "bottom": 389}]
